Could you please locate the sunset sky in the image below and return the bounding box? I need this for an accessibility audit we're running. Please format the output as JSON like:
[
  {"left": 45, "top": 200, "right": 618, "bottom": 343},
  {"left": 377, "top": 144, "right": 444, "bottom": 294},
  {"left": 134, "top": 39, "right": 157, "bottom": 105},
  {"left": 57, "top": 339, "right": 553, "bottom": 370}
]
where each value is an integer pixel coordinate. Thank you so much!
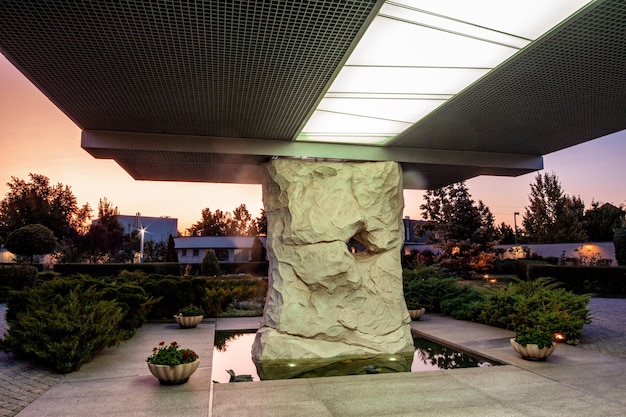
[{"left": 1, "top": 54, "right": 625, "bottom": 234}]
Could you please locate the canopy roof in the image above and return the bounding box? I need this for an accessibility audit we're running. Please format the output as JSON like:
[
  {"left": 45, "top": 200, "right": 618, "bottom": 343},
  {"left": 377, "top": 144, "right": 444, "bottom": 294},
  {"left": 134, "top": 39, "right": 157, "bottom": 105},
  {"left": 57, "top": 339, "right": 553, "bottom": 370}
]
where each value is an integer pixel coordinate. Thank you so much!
[{"left": 1, "top": 0, "right": 625, "bottom": 188}]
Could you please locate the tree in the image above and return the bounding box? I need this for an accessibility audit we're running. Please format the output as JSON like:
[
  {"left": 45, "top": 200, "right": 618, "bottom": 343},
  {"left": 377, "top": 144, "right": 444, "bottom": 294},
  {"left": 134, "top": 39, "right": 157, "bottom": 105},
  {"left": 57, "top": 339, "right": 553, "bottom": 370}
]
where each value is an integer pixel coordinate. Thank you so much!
[
  {"left": 165, "top": 235, "right": 178, "bottom": 262},
  {"left": 250, "top": 236, "right": 266, "bottom": 262},
  {"left": 187, "top": 208, "right": 233, "bottom": 236},
  {"left": 187, "top": 206, "right": 266, "bottom": 236},
  {"left": 83, "top": 198, "right": 127, "bottom": 263},
  {"left": 495, "top": 222, "right": 516, "bottom": 244},
  {"left": 614, "top": 227, "right": 626, "bottom": 266},
  {"left": 419, "top": 182, "right": 497, "bottom": 276},
  {"left": 5, "top": 224, "right": 57, "bottom": 263},
  {"left": 0, "top": 174, "right": 89, "bottom": 242},
  {"left": 232, "top": 204, "right": 253, "bottom": 236},
  {"left": 584, "top": 201, "right": 626, "bottom": 241},
  {"left": 522, "top": 172, "right": 587, "bottom": 243},
  {"left": 201, "top": 249, "right": 221, "bottom": 275},
  {"left": 252, "top": 209, "right": 267, "bottom": 236}
]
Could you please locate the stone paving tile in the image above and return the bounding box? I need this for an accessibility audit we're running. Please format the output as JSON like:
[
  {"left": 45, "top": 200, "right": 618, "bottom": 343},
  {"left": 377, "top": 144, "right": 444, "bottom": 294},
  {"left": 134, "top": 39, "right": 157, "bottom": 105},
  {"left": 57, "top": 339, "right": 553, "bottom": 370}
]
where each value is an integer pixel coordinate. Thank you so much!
[
  {"left": 579, "top": 298, "right": 626, "bottom": 358},
  {"left": 1, "top": 297, "right": 626, "bottom": 417},
  {"left": 0, "top": 305, "right": 64, "bottom": 417}
]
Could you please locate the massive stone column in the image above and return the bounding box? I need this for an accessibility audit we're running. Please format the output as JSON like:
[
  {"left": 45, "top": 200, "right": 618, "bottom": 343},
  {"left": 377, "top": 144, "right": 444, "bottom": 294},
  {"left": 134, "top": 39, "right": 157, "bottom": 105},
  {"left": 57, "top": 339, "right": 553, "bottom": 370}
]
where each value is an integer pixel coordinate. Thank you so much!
[{"left": 252, "top": 159, "right": 414, "bottom": 364}]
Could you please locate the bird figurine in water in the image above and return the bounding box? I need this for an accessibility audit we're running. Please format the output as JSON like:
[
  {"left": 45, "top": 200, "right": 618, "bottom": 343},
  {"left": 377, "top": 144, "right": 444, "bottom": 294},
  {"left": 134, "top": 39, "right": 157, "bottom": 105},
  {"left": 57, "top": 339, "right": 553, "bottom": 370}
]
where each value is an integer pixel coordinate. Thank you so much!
[
  {"left": 364, "top": 365, "right": 380, "bottom": 374},
  {"left": 226, "top": 369, "right": 254, "bottom": 382}
]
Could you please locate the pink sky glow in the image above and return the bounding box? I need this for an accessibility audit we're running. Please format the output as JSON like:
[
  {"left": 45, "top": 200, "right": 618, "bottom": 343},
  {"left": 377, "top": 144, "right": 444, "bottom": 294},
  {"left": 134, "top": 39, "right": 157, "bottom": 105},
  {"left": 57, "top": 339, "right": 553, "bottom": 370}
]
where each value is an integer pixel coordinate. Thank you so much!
[{"left": 1, "top": 55, "right": 625, "bottom": 233}]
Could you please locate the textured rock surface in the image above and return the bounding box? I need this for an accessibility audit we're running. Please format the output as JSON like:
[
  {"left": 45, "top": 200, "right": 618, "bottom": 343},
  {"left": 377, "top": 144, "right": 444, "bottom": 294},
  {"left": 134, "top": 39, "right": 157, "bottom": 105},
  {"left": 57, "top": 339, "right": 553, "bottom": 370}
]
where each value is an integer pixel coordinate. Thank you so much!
[{"left": 252, "top": 159, "right": 414, "bottom": 362}]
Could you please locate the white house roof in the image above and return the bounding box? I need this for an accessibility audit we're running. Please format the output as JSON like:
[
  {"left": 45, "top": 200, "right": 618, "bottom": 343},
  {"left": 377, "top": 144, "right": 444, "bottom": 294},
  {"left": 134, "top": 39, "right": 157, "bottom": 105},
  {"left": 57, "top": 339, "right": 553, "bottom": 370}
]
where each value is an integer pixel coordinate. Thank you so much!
[{"left": 174, "top": 236, "right": 265, "bottom": 250}]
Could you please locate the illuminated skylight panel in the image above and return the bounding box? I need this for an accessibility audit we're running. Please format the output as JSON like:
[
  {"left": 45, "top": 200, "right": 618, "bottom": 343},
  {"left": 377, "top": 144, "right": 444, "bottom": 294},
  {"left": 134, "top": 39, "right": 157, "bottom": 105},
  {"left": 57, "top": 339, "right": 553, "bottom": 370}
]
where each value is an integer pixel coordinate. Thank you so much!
[
  {"left": 297, "top": 0, "right": 594, "bottom": 146},
  {"left": 318, "top": 97, "right": 443, "bottom": 124},
  {"left": 296, "top": 134, "right": 392, "bottom": 145},
  {"left": 303, "top": 110, "right": 411, "bottom": 135},
  {"left": 379, "top": 2, "right": 531, "bottom": 49},
  {"left": 346, "top": 15, "right": 519, "bottom": 69},
  {"left": 330, "top": 66, "right": 490, "bottom": 95},
  {"left": 393, "top": 0, "right": 594, "bottom": 40}
]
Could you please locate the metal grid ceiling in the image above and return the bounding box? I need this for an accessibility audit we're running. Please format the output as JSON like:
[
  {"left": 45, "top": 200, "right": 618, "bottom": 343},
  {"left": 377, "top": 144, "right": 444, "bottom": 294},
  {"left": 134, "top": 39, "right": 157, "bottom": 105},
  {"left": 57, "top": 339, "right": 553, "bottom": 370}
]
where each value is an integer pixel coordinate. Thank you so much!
[
  {"left": 1, "top": 0, "right": 625, "bottom": 187},
  {"left": 0, "top": 0, "right": 378, "bottom": 139},
  {"left": 390, "top": 0, "right": 626, "bottom": 155}
]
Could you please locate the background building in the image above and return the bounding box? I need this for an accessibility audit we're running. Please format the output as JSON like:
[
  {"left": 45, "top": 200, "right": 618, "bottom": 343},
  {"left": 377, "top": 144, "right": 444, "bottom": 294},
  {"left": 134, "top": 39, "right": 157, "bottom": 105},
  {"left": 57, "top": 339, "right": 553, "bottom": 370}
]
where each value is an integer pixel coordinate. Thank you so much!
[{"left": 174, "top": 236, "right": 266, "bottom": 264}]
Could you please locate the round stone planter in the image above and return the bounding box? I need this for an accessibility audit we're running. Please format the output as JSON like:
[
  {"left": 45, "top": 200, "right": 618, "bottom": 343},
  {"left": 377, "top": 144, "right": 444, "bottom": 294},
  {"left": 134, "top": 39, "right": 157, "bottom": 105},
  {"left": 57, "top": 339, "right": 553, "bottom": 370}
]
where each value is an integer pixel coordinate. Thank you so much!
[
  {"left": 408, "top": 308, "right": 426, "bottom": 321},
  {"left": 174, "top": 314, "right": 203, "bottom": 329},
  {"left": 510, "top": 339, "right": 557, "bottom": 361},
  {"left": 148, "top": 359, "right": 200, "bottom": 385}
]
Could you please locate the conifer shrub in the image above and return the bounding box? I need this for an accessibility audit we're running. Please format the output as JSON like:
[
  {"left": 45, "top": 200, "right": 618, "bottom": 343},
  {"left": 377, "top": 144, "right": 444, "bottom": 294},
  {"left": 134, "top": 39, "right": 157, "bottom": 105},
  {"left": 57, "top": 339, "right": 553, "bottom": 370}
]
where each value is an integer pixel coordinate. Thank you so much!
[
  {"left": 614, "top": 227, "right": 626, "bottom": 266},
  {"left": 4, "top": 274, "right": 156, "bottom": 340},
  {"left": 403, "top": 266, "right": 481, "bottom": 315},
  {"left": 201, "top": 249, "right": 221, "bottom": 276},
  {"left": 479, "top": 277, "right": 591, "bottom": 342},
  {"left": 2, "top": 286, "right": 125, "bottom": 373},
  {"left": 0, "top": 265, "right": 38, "bottom": 301},
  {"left": 140, "top": 274, "right": 267, "bottom": 319}
]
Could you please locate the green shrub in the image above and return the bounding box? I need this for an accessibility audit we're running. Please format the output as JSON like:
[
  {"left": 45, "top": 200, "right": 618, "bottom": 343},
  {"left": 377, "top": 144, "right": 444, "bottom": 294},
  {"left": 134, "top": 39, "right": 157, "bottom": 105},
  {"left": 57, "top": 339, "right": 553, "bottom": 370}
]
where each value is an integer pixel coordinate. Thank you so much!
[
  {"left": 53, "top": 263, "right": 185, "bottom": 277},
  {"left": 524, "top": 264, "right": 626, "bottom": 296},
  {"left": 514, "top": 326, "right": 555, "bottom": 349},
  {"left": 439, "top": 289, "right": 485, "bottom": 321},
  {"left": 1, "top": 286, "right": 125, "bottom": 373},
  {"left": 5, "top": 274, "right": 157, "bottom": 339},
  {"left": 5, "top": 224, "right": 57, "bottom": 263},
  {"left": 141, "top": 275, "right": 209, "bottom": 319},
  {"left": 201, "top": 250, "right": 221, "bottom": 276},
  {"left": 140, "top": 274, "right": 267, "bottom": 319},
  {"left": 614, "top": 227, "right": 626, "bottom": 266},
  {"left": 480, "top": 277, "right": 591, "bottom": 342},
  {"left": 202, "top": 278, "right": 264, "bottom": 317},
  {"left": 402, "top": 266, "right": 484, "bottom": 319},
  {"left": 0, "top": 265, "right": 38, "bottom": 301}
]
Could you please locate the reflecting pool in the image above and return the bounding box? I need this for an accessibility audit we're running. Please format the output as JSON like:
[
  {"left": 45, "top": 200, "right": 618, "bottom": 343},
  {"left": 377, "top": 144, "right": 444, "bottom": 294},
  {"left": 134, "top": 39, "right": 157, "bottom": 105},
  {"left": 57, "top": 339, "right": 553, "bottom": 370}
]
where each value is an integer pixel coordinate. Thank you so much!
[{"left": 212, "top": 331, "right": 498, "bottom": 383}]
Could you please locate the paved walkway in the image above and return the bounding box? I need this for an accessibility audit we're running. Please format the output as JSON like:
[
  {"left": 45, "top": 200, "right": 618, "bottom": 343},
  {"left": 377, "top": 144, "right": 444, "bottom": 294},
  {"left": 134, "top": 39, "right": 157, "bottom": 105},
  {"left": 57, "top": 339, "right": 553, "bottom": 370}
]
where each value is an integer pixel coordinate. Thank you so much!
[
  {"left": 1, "top": 298, "right": 625, "bottom": 416},
  {"left": 0, "top": 305, "right": 63, "bottom": 417}
]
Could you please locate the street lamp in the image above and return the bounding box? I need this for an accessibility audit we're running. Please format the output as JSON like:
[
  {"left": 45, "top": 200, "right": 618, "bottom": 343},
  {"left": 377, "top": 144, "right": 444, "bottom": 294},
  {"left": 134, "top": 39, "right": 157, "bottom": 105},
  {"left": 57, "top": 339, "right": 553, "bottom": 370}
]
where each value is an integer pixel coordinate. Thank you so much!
[
  {"left": 139, "top": 227, "right": 146, "bottom": 263},
  {"left": 513, "top": 212, "right": 520, "bottom": 244}
]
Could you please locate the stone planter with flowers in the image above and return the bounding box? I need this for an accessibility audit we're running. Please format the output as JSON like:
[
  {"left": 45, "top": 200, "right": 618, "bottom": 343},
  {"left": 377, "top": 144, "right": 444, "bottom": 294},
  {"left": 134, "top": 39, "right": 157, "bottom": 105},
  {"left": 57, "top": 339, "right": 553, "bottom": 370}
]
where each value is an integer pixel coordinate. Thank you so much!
[
  {"left": 146, "top": 341, "right": 200, "bottom": 385},
  {"left": 510, "top": 326, "right": 557, "bottom": 361},
  {"left": 174, "top": 305, "right": 204, "bottom": 328}
]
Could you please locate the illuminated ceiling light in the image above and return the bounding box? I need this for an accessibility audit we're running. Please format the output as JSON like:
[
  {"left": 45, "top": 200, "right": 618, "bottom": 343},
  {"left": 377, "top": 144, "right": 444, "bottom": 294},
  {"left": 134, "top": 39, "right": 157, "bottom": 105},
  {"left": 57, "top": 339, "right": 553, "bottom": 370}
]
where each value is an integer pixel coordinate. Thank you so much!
[{"left": 297, "top": 0, "right": 593, "bottom": 146}]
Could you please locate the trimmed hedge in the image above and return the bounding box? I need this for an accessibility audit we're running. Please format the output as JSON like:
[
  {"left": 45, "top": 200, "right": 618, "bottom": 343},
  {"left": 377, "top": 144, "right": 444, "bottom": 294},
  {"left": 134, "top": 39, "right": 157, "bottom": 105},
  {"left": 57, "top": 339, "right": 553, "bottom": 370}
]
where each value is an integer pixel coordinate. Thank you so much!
[
  {"left": 0, "top": 264, "right": 39, "bottom": 301},
  {"left": 522, "top": 265, "right": 626, "bottom": 296},
  {"left": 53, "top": 262, "right": 269, "bottom": 277},
  {"left": 140, "top": 273, "right": 268, "bottom": 319},
  {"left": 53, "top": 263, "right": 185, "bottom": 277}
]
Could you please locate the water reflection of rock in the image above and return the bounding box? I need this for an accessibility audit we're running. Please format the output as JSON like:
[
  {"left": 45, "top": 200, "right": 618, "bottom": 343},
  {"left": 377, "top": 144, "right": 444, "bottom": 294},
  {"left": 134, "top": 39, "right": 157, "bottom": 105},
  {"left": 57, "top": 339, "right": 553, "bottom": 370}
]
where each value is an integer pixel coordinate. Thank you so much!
[
  {"left": 413, "top": 337, "right": 494, "bottom": 369},
  {"left": 254, "top": 351, "right": 414, "bottom": 380}
]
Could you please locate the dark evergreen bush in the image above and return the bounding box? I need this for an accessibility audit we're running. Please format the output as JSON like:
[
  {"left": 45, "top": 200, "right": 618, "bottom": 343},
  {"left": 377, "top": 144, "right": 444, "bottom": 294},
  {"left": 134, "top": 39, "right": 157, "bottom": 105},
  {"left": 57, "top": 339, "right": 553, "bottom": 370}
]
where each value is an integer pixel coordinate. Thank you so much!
[
  {"left": 403, "top": 266, "right": 483, "bottom": 317},
  {"left": 140, "top": 274, "right": 267, "bottom": 319},
  {"left": 201, "top": 250, "right": 221, "bottom": 276},
  {"left": 524, "top": 264, "right": 626, "bottom": 296},
  {"left": 5, "top": 274, "right": 156, "bottom": 338},
  {"left": 0, "top": 264, "right": 38, "bottom": 301},
  {"left": 5, "top": 224, "right": 57, "bottom": 263},
  {"left": 2, "top": 286, "right": 125, "bottom": 373},
  {"left": 53, "top": 262, "right": 184, "bottom": 277},
  {"left": 479, "top": 278, "right": 590, "bottom": 342},
  {"left": 614, "top": 227, "right": 626, "bottom": 266}
]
